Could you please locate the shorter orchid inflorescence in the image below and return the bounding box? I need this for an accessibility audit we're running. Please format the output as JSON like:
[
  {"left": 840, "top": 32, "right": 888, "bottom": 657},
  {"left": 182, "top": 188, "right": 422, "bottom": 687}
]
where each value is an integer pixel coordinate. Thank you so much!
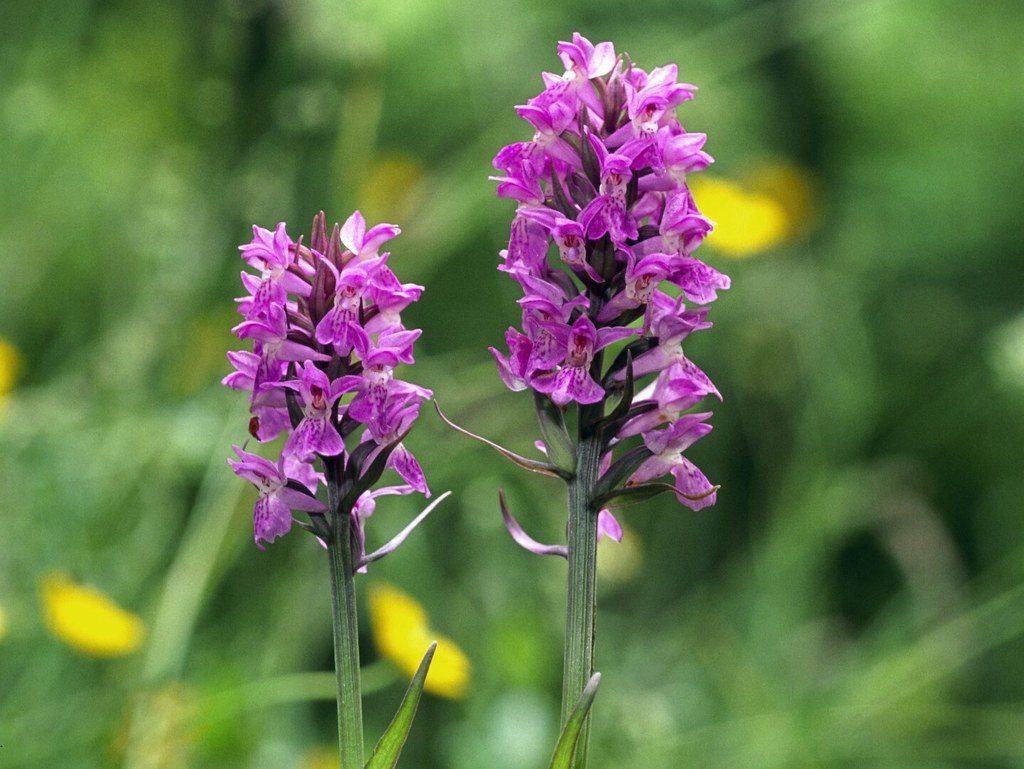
[
  {"left": 479, "top": 33, "right": 729, "bottom": 553},
  {"left": 224, "top": 211, "right": 439, "bottom": 563}
]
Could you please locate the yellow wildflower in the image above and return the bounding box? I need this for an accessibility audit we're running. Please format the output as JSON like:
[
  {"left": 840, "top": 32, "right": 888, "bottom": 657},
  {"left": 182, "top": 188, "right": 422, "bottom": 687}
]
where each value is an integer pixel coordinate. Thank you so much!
[
  {"left": 0, "top": 602, "right": 8, "bottom": 641},
  {"left": 690, "top": 176, "right": 788, "bottom": 257},
  {"left": 0, "top": 337, "right": 23, "bottom": 421},
  {"left": 690, "top": 162, "right": 815, "bottom": 258},
  {"left": 368, "top": 581, "right": 470, "bottom": 699},
  {"left": 0, "top": 337, "right": 22, "bottom": 396},
  {"left": 40, "top": 571, "right": 145, "bottom": 657},
  {"left": 747, "top": 162, "right": 816, "bottom": 237}
]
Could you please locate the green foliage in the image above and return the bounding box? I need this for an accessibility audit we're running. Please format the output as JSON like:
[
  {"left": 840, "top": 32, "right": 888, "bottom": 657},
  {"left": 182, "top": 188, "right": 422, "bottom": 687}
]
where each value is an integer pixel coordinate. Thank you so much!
[
  {"left": 365, "top": 644, "right": 435, "bottom": 769},
  {"left": 548, "top": 673, "right": 600, "bottom": 769}
]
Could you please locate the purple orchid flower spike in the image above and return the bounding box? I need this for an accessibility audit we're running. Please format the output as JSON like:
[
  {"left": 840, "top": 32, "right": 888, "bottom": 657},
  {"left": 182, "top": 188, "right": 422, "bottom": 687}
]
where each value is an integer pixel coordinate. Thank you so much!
[
  {"left": 225, "top": 210, "right": 442, "bottom": 560},
  {"left": 225, "top": 211, "right": 447, "bottom": 769},
  {"left": 472, "top": 33, "right": 727, "bottom": 559},
  {"left": 463, "top": 35, "right": 730, "bottom": 769}
]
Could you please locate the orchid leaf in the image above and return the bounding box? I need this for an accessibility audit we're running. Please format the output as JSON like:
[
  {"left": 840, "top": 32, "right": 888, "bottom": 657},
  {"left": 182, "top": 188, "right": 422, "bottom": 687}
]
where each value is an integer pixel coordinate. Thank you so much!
[
  {"left": 548, "top": 672, "right": 601, "bottom": 769},
  {"left": 593, "top": 480, "right": 721, "bottom": 510},
  {"left": 284, "top": 387, "right": 304, "bottom": 430},
  {"left": 434, "top": 402, "right": 570, "bottom": 480},
  {"left": 533, "top": 391, "right": 576, "bottom": 474},
  {"left": 364, "top": 643, "right": 436, "bottom": 769},
  {"left": 601, "top": 350, "right": 637, "bottom": 431},
  {"left": 593, "top": 481, "right": 677, "bottom": 509},
  {"left": 591, "top": 444, "right": 652, "bottom": 502},
  {"left": 551, "top": 169, "right": 577, "bottom": 220}
]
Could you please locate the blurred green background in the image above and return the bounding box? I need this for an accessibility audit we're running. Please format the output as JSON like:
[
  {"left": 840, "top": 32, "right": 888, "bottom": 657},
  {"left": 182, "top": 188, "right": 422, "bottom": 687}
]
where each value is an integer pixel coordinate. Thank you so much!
[{"left": 3, "top": 0, "right": 1024, "bottom": 767}]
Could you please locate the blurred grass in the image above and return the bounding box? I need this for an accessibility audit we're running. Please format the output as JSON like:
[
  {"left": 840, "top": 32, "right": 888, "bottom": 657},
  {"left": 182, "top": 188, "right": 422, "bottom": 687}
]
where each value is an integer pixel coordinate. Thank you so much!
[{"left": 2, "top": 0, "right": 1024, "bottom": 767}]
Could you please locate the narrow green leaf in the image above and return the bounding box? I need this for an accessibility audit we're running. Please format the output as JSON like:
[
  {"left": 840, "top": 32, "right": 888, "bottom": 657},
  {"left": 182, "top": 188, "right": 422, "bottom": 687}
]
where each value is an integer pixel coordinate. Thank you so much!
[
  {"left": 533, "top": 391, "right": 577, "bottom": 474},
  {"left": 285, "top": 387, "right": 304, "bottom": 430},
  {"left": 593, "top": 481, "right": 676, "bottom": 509},
  {"left": 593, "top": 480, "right": 721, "bottom": 510},
  {"left": 343, "top": 425, "right": 410, "bottom": 503},
  {"left": 364, "top": 643, "right": 437, "bottom": 769},
  {"left": 548, "top": 672, "right": 601, "bottom": 769},
  {"left": 591, "top": 444, "right": 652, "bottom": 502},
  {"left": 601, "top": 350, "right": 636, "bottom": 427}
]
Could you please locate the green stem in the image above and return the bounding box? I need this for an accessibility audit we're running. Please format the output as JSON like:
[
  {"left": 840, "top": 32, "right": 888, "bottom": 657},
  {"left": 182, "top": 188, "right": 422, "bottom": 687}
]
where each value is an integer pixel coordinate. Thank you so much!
[
  {"left": 327, "top": 480, "right": 364, "bottom": 769},
  {"left": 562, "top": 425, "right": 602, "bottom": 769}
]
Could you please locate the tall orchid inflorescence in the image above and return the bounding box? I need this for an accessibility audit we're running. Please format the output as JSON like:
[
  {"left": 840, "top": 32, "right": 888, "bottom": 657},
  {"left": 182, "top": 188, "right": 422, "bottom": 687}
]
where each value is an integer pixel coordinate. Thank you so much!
[
  {"left": 223, "top": 211, "right": 435, "bottom": 561},
  {"left": 487, "top": 33, "right": 728, "bottom": 538},
  {"left": 445, "top": 34, "right": 729, "bottom": 768},
  {"left": 224, "top": 212, "right": 447, "bottom": 769}
]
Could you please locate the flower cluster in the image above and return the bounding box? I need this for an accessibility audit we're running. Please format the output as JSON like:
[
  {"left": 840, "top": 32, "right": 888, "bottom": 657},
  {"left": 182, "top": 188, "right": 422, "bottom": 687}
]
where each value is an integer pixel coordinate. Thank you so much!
[
  {"left": 224, "top": 211, "right": 432, "bottom": 551},
  {"left": 489, "top": 34, "right": 728, "bottom": 529}
]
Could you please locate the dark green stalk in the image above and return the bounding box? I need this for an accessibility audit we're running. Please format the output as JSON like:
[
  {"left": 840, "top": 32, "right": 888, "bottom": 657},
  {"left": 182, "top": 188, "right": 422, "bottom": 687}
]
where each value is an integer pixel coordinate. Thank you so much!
[
  {"left": 562, "top": 415, "right": 602, "bottom": 769},
  {"left": 326, "top": 476, "right": 364, "bottom": 769}
]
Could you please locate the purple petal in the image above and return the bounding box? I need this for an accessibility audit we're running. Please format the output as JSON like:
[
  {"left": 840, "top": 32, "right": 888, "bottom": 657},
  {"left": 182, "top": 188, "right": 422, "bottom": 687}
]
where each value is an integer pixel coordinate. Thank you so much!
[
  {"left": 597, "top": 509, "right": 623, "bottom": 542},
  {"left": 253, "top": 494, "right": 294, "bottom": 548},
  {"left": 360, "top": 490, "right": 451, "bottom": 568},
  {"left": 672, "top": 459, "right": 717, "bottom": 510},
  {"left": 388, "top": 443, "right": 430, "bottom": 496},
  {"left": 500, "top": 490, "right": 567, "bottom": 558},
  {"left": 340, "top": 210, "right": 366, "bottom": 254}
]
